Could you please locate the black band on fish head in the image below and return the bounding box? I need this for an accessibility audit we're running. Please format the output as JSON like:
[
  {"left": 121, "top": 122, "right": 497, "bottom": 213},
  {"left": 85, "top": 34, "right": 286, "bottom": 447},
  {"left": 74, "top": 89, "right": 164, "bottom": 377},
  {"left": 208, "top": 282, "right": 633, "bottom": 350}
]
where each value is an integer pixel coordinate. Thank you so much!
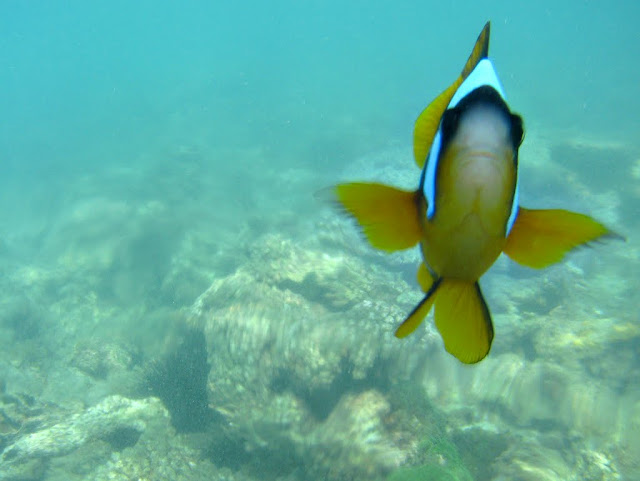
[{"left": 440, "top": 85, "right": 525, "bottom": 157}]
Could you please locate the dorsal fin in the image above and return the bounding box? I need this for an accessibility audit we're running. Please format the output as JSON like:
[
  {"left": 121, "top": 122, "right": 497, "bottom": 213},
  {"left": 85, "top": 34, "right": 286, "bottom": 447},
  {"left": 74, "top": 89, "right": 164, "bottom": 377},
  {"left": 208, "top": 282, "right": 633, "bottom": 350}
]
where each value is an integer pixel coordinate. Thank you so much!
[
  {"left": 413, "top": 21, "right": 491, "bottom": 168},
  {"left": 461, "top": 21, "right": 490, "bottom": 78}
]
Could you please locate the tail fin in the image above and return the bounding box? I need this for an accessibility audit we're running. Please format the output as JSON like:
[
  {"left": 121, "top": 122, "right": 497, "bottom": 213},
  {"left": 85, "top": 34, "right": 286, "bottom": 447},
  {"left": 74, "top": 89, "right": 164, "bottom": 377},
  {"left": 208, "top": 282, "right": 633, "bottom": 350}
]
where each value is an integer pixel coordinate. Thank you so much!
[{"left": 434, "top": 280, "right": 493, "bottom": 364}]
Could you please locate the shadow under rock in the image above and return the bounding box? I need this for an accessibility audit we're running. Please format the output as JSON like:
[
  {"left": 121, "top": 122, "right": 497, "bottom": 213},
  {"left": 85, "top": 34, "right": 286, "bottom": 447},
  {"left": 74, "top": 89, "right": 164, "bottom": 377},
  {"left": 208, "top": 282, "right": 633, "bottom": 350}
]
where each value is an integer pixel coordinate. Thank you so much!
[
  {"left": 270, "top": 356, "right": 391, "bottom": 422},
  {"left": 142, "top": 326, "right": 219, "bottom": 433}
]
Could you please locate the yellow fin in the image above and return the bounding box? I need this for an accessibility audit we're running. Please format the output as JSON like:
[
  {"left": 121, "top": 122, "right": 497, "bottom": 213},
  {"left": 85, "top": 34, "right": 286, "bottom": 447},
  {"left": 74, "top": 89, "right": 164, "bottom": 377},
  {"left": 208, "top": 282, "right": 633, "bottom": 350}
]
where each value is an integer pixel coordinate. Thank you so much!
[
  {"left": 434, "top": 280, "right": 493, "bottom": 364},
  {"left": 417, "top": 262, "right": 435, "bottom": 292},
  {"left": 413, "top": 21, "right": 490, "bottom": 168},
  {"left": 461, "top": 21, "right": 490, "bottom": 78},
  {"left": 413, "top": 80, "right": 462, "bottom": 168},
  {"left": 395, "top": 279, "right": 441, "bottom": 338},
  {"left": 504, "top": 207, "right": 610, "bottom": 269},
  {"left": 334, "top": 182, "right": 422, "bottom": 252}
]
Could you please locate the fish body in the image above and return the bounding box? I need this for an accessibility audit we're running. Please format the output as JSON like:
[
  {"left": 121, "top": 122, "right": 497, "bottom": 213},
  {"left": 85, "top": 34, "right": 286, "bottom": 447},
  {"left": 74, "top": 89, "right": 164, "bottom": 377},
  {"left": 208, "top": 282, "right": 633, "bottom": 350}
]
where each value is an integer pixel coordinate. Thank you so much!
[
  {"left": 421, "top": 85, "right": 520, "bottom": 281},
  {"left": 334, "top": 22, "right": 611, "bottom": 364}
]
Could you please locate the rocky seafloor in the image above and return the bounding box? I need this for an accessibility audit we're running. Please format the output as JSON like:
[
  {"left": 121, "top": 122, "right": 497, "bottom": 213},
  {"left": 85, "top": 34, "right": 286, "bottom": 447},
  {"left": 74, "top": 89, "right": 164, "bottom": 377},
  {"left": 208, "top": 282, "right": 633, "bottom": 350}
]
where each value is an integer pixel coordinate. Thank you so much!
[{"left": 0, "top": 134, "right": 638, "bottom": 481}]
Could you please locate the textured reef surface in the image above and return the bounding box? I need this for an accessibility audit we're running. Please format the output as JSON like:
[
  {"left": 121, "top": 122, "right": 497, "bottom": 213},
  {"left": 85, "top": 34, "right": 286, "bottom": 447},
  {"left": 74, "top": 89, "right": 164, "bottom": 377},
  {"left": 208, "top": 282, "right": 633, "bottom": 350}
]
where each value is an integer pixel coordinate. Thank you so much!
[{"left": 0, "top": 134, "right": 638, "bottom": 480}]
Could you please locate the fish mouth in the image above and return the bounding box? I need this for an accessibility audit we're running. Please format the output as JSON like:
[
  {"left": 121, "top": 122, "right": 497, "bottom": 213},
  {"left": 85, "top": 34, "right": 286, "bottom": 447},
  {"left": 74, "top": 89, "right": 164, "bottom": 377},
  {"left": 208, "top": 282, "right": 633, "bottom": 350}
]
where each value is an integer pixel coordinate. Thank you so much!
[
  {"left": 461, "top": 149, "right": 502, "bottom": 161},
  {"left": 458, "top": 148, "right": 507, "bottom": 175},
  {"left": 451, "top": 148, "right": 513, "bottom": 198}
]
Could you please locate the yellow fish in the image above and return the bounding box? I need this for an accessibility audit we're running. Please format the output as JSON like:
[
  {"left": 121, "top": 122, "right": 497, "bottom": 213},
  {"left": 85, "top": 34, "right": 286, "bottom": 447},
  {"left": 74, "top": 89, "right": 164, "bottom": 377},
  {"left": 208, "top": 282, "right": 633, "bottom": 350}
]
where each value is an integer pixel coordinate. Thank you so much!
[{"left": 334, "top": 22, "right": 612, "bottom": 364}]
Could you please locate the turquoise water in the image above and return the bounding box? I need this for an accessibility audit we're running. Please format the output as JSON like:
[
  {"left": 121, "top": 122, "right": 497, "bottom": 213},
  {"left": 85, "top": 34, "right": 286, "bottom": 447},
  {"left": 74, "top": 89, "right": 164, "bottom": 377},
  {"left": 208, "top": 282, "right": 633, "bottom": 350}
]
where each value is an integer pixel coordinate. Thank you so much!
[{"left": 1, "top": 2, "right": 638, "bottom": 480}]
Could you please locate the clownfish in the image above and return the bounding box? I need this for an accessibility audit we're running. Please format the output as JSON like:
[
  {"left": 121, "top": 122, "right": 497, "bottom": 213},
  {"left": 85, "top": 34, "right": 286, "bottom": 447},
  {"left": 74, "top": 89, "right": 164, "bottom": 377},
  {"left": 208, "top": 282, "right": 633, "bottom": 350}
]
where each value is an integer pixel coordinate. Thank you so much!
[{"left": 334, "top": 22, "right": 613, "bottom": 364}]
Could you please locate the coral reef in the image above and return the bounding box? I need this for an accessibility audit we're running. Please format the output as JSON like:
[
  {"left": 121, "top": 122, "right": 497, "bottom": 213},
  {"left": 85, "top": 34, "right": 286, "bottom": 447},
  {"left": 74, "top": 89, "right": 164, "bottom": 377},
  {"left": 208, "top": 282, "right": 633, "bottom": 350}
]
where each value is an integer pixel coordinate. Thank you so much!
[
  {"left": 0, "top": 130, "right": 636, "bottom": 480},
  {"left": 71, "top": 339, "right": 136, "bottom": 380},
  {"left": 307, "top": 390, "right": 408, "bottom": 478},
  {"left": 0, "top": 388, "right": 67, "bottom": 465},
  {"left": 0, "top": 394, "right": 246, "bottom": 481},
  {"left": 188, "top": 233, "right": 428, "bottom": 479},
  {"left": 186, "top": 192, "right": 635, "bottom": 480},
  {"left": 0, "top": 396, "right": 166, "bottom": 480}
]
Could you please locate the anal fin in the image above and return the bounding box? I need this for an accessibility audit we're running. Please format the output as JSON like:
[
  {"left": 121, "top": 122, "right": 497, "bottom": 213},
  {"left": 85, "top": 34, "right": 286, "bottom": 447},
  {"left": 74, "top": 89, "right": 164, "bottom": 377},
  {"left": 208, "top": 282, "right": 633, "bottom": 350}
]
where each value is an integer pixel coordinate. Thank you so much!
[
  {"left": 395, "top": 278, "right": 441, "bottom": 338},
  {"left": 417, "top": 262, "right": 435, "bottom": 292}
]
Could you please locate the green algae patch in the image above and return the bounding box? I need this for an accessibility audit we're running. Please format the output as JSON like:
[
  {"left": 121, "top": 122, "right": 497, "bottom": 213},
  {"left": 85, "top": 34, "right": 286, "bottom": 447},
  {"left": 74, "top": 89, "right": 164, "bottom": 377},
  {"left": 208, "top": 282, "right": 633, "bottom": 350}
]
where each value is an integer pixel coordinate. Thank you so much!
[
  {"left": 388, "top": 464, "right": 467, "bottom": 481},
  {"left": 388, "top": 438, "right": 474, "bottom": 481}
]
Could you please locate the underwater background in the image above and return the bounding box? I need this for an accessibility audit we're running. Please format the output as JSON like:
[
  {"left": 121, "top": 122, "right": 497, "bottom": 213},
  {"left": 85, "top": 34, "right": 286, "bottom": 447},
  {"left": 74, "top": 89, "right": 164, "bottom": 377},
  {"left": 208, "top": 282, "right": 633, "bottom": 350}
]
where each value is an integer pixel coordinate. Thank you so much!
[{"left": 1, "top": 1, "right": 638, "bottom": 480}]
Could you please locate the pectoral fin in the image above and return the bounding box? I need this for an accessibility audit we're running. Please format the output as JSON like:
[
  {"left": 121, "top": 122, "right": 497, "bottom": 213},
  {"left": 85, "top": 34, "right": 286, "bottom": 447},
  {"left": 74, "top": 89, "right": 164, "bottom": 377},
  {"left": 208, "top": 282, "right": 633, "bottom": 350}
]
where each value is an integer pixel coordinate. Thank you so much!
[
  {"left": 434, "top": 280, "right": 493, "bottom": 364},
  {"left": 334, "top": 182, "right": 422, "bottom": 252},
  {"left": 504, "top": 207, "right": 611, "bottom": 269}
]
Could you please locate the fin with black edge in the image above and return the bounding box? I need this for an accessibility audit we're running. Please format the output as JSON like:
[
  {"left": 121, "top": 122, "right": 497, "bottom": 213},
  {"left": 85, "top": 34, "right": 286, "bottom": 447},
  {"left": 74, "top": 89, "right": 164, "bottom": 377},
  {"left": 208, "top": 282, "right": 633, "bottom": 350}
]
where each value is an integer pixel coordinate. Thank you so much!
[
  {"left": 395, "top": 278, "right": 442, "bottom": 338},
  {"left": 434, "top": 279, "right": 493, "bottom": 364}
]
